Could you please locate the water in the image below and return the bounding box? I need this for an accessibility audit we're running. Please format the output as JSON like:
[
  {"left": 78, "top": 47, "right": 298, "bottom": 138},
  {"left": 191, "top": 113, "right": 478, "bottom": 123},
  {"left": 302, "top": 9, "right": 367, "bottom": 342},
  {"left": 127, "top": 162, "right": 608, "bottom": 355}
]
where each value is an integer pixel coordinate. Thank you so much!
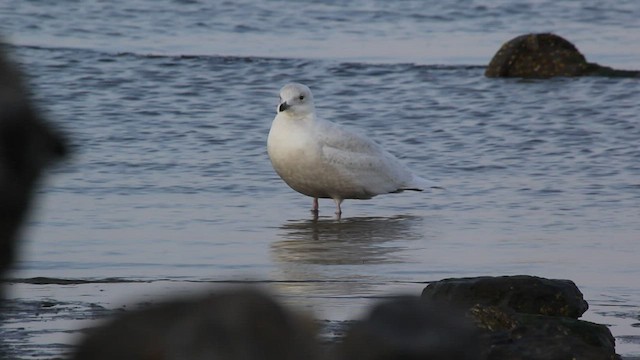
[{"left": 1, "top": 0, "right": 639, "bottom": 358}]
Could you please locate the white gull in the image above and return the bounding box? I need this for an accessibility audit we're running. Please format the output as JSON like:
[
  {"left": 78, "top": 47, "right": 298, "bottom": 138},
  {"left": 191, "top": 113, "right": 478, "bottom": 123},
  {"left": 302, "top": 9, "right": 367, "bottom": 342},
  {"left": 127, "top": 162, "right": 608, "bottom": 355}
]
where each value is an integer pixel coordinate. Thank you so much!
[{"left": 267, "top": 83, "right": 441, "bottom": 216}]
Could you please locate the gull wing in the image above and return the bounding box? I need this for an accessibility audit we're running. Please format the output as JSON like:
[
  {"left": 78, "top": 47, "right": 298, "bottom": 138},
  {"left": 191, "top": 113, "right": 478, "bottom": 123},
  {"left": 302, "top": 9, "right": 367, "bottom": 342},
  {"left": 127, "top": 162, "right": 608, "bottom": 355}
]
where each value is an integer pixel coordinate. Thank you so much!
[{"left": 316, "top": 120, "right": 415, "bottom": 195}]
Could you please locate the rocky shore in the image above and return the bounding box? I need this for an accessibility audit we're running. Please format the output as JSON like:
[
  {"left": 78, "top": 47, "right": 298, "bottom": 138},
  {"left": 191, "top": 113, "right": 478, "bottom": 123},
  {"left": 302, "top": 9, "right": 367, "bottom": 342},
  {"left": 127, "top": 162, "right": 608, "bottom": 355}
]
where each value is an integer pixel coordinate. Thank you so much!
[
  {"left": 422, "top": 276, "right": 619, "bottom": 359},
  {"left": 69, "top": 275, "right": 623, "bottom": 360}
]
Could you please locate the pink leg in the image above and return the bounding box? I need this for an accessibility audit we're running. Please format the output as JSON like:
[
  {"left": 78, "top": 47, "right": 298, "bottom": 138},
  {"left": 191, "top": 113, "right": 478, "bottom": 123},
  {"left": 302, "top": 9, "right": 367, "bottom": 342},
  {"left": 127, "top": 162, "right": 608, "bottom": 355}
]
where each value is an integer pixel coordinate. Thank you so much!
[
  {"left": 333, "top": 198, "right": 343, "bottom": 216},
  {"left": 312, "top": 198, "right": 319, "bottom": 212}
]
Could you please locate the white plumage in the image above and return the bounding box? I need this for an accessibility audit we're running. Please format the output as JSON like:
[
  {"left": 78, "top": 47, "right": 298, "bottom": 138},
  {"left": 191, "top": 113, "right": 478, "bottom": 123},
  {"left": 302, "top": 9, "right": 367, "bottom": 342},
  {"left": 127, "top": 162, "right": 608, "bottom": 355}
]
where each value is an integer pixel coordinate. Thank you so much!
[{"left": 267, "top": 83, "right": 440, "bottom": 215}]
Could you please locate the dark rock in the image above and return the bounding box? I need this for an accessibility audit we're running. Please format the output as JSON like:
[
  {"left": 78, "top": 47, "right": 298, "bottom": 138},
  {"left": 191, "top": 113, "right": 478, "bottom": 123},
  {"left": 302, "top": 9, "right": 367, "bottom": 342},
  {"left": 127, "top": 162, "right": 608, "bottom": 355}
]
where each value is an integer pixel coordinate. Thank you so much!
[
  {"left": 485, "top": 33, "right": 640, "bottom": 78},
  {"left": 421, "top": 275, "right": 588, "bottom": 318},
  {"left": 422, "top": 276, "right": 620, "bottom": 359},
  {"left": 0, "top": 41, "right": 67, "bottom": 281},
  {"left": 336, "top": 296, "right": 484, "bottom": 360},
  {"left": 471, "top": 305, "right": 620, "bottom": 360},
  {"left": 72, "top": 288, "right": 320, "bottom": 360}
]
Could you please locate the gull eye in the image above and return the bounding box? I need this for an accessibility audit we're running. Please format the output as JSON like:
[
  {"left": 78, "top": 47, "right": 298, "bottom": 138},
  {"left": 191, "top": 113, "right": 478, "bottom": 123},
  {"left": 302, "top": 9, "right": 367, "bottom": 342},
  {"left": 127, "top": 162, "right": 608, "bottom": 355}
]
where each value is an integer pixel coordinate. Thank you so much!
[{"left": 299, "top": 95, "right": 305, "bottom": 100}]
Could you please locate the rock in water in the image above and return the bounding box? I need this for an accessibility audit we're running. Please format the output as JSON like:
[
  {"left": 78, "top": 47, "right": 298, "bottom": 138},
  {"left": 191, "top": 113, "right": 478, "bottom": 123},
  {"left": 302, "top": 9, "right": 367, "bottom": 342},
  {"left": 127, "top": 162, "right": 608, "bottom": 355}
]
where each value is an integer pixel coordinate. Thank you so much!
[
  {"left": 421, "top": 275, "right": 588, "bottom": 318},
  {"left": 422, "top": 275, "right": 620, "bottom": 360},
  {"left": 485, "top": 33, "right": 640, "bottom": 78},
  {"left": 470, "top": 305, "right": 619, "bottom": 360}
]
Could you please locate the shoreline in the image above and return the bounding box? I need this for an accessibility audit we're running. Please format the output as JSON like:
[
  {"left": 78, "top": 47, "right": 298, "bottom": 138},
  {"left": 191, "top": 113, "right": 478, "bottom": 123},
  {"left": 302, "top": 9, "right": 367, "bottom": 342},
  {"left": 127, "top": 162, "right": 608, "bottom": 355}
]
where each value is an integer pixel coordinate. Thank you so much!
[{"left": 2, "top": 278, "right": 639, "bottom": 359}]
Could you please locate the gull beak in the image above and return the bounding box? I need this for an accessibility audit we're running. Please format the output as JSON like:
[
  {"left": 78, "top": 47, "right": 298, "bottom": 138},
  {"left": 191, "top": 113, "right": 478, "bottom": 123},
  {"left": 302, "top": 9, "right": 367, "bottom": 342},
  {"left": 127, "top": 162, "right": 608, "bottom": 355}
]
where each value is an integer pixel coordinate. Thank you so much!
[{"left": 278, "top": 102, "right": 290, "bottom": 113}]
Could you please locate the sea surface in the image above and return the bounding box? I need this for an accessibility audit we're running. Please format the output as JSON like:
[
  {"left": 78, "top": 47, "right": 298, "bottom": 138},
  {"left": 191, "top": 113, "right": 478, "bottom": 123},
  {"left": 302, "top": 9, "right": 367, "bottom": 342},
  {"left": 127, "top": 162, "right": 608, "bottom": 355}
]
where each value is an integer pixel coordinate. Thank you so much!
[{"left": 1, "top": 0, "right": 639, "bottom": 358}]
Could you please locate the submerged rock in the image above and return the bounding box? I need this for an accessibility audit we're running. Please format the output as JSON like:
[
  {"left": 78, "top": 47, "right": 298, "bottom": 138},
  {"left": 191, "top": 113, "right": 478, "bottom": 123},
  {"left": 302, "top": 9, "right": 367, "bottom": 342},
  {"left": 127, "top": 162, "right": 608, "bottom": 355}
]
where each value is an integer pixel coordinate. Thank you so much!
[
  {"left": 336, "top": 296, "right": 483, "bottom": 360},
  {"left": 72, "top": 288, "right": 320, "bottom": 360},
  {"left": 485, "top": 33, "right": 640, "bottom": 78},
  {"left": 422, "top": 275, "right": 620, "bottom": 360}
]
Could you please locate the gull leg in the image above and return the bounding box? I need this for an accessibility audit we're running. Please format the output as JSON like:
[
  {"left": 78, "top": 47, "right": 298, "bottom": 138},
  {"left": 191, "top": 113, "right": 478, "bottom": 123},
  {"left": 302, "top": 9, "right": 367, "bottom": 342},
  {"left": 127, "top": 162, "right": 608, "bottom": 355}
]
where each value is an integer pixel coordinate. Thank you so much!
[
  {"left": 311, "top": 197, "right": 319, "bottom": 214},
  {"left": 333, "top": 198, "right": 343, "bottom": 218}
]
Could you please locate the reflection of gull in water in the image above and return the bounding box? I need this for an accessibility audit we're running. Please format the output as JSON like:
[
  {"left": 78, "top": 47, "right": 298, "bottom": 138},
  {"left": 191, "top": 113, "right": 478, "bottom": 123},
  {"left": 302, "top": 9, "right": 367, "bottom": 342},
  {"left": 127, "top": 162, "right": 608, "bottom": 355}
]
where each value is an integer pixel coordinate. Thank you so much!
[
  {"left": 270, "top": 215, "right": 430, "bottom": 305},
  {"left": 271, "top": 215, "right": 424, "bottom": 266}
]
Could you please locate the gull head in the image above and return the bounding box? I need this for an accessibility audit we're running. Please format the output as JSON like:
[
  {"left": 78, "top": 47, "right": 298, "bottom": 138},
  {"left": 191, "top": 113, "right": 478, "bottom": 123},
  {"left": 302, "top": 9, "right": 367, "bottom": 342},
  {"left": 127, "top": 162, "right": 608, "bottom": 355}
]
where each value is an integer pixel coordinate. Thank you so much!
[{"left": 277, "top": 83, "right": 315, "bottom": 117}]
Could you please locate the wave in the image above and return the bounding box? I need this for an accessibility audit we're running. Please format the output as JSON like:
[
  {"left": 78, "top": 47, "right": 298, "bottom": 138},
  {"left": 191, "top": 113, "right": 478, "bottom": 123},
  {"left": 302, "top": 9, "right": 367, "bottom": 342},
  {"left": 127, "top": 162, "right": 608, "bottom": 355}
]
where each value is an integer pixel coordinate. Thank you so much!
[{"left": 8, "top": 42, "right": 486, "bottom": 69}]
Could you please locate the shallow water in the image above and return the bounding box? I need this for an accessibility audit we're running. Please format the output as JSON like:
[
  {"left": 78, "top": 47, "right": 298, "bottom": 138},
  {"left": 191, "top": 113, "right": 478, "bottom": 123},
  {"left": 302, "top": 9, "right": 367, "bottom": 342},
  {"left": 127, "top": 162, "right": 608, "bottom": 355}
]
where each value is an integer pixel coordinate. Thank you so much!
[{"left": 1, "top": 0, "right": 640, "bottom": 358}]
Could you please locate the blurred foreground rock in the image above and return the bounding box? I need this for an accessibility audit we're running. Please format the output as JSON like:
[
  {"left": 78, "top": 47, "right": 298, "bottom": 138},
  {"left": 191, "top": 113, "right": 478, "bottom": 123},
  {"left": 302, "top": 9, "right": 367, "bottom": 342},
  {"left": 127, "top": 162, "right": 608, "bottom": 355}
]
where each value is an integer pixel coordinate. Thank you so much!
[
  {"left": 336, "top": 296, "right": 483, "bottom": 360},
  {"left": 0, "top": 42, "right": 66, "bottom": 281},
  {"left": 422, "top": 275, "right": 620, "bottom": 360},
  {"left": 75, "top": 290, "right": 484, "bottom": 360},
  {"left": 72, "top": 288, "right": 320, "bottom": 360},
  {"left": 485, "top": 33, "right": 640, "bottom": 78}
]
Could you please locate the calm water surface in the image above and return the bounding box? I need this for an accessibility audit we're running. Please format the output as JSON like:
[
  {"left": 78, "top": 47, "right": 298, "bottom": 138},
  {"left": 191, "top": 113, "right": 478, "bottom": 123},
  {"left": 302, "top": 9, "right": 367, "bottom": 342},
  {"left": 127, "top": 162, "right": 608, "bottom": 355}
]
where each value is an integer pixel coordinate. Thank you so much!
[{"left": 1, "top": 0, "right": 639, "bottom": 358}]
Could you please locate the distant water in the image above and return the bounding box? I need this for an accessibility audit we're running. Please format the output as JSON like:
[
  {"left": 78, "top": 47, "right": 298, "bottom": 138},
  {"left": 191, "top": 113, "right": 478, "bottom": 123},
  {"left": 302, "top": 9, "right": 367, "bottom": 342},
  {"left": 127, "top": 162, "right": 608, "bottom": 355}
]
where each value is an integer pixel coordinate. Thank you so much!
[{"left": 1, "top": 0, "right": 639, "bottom": 358}]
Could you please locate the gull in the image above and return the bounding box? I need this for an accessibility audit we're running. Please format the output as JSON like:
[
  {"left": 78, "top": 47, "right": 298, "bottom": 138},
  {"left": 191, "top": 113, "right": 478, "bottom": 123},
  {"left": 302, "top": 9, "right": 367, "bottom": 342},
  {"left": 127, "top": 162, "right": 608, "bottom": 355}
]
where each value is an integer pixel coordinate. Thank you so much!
[{"left": 267, "top": 83, "right": 441, "bottom": 216}]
